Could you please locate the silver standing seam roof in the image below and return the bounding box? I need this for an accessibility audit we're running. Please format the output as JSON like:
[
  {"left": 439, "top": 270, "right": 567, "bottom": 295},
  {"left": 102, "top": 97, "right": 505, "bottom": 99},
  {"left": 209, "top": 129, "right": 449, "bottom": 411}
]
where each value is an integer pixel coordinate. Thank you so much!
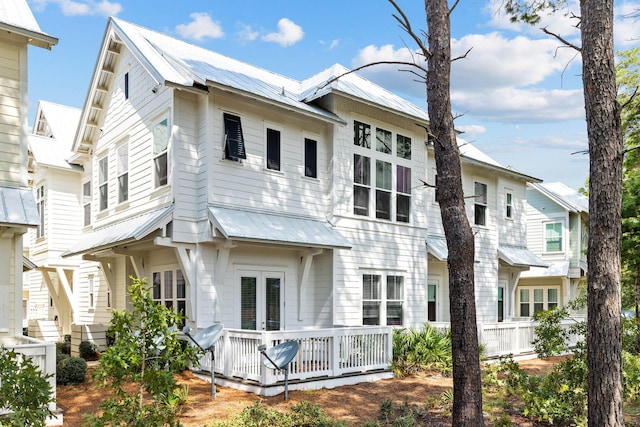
[
  {"left": 0, "top": 0, "right": 57, "bottom": 49},
  {"left": 426, "top": 236, "right": 449, "bottom": 261},
  {"left": 62, "top": 205, "right": 174, "bottom": 257},
  {"left": 0, "top": 186, "right": 40, "bottom": 227},
  {"left": 498, "top": 245, "right": 548, "bottom": 268},
  {"left": 208, "top": 205, "right": 351, "bottom": 249}
]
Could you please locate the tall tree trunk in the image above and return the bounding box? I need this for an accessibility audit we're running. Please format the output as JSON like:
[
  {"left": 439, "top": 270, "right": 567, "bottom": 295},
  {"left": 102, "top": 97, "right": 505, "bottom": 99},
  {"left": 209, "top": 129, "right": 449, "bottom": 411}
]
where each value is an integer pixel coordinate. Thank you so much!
[
  {"left": 582, "top": 0, "right": 625, "bottom": 425},
  {"left": 425, "top": 1, "right": 483, "bottom": 425}
]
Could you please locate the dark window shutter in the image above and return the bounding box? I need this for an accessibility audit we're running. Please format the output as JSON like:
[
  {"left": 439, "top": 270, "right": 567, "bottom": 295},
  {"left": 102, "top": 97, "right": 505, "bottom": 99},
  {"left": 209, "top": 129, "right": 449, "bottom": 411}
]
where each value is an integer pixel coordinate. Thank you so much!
[{"left": 224, "top": 113, "right": 246, "bottom": 160}]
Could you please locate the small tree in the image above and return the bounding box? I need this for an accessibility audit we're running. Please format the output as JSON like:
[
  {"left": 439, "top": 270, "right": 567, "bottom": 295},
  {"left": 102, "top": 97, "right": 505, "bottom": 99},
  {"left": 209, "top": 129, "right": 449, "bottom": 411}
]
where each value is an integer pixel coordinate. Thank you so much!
[
  {"left": 85, "top": 277, "right": 202, "bottom": 427},
  {"left": 0, "top": 347, "right": 54, "bottom": 427}
]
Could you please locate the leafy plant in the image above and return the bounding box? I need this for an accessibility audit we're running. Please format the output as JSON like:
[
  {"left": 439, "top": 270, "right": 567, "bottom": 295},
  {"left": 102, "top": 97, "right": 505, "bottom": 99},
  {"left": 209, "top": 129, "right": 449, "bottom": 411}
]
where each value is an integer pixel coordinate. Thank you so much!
[
  {"left": 208, "top": 401, "right": 346, "bottom": 427},
  {"left": 83, "top": 276, "right": 202, "bottom": 427},
  {"left": 56, "top": 356, "right": 87, "bottom": 385},
  {"left": 78, "top": 340, "right": 98, "bottom": 360},
  {"left": 391, "top": 324, "right": 452, "bottom": 376},
  {"left": 0, "top": 347, "right": 54, "bottom": 426}
]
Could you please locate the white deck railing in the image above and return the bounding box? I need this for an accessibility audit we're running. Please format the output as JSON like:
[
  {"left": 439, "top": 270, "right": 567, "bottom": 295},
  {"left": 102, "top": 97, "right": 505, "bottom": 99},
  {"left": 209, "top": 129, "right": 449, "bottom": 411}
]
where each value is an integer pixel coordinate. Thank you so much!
[
  {"left": 197, "top": 326, "right": 393, "bottom": 385},
  {"left": 0, "top": 336, "right": 57, "bottom": 411}
]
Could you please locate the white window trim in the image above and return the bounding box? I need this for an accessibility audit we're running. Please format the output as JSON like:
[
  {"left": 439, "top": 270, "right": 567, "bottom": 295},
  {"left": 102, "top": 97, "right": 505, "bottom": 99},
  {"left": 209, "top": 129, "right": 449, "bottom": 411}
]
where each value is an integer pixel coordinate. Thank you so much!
[
  {"left": 543, "top": 219, "right": 565, "bottom": 253},
  {"left": 263, "top": 122, "right": 284, "bottom": 174},
  {"left": 518, "top": 286, "right": 560, "bottom": 317},
  {"left": 116, "top": 142, "right": 129, "bottom": 204},
  {"left": 302, "top": 131, "right": 320, "bottom": 180},
  {"left": 361, "top": 270, "right": 406, "bottom": 326},
  {"left": 98, "top": 154, "right": 109, "bottom": 212},
  {"left": 504, "top": 188, "right": 514, "bottom": 220}
]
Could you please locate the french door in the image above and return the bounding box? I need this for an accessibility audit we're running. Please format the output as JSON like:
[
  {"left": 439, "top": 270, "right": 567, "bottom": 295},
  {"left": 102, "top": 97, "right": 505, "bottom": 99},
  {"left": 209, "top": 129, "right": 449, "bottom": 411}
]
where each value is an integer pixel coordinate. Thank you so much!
[{"left": 239, "top": 270, "right": 284, "bottom": 331}]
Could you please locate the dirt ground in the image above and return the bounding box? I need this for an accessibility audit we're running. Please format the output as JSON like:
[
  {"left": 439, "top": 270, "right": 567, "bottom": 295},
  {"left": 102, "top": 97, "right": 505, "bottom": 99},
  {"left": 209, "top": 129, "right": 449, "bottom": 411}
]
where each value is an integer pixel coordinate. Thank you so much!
[{"left": 55, "top": 357, "right": 565, "bottom": 427}]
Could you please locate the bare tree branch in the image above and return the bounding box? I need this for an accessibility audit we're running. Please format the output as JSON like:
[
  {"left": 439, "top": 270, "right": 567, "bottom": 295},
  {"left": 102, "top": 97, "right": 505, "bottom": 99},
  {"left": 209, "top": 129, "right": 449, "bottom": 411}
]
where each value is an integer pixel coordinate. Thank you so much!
[
  {"left": 541, "top": 26, "right": 582, "bottom": 51},
  {"left": 623, "top": 144, "right": 640, "bottom": 155},
  {"left": 452, "top": 47, "right": 473, "bottom": 62},
  {"left": 311, "top": 61, "right": 427, "bottom": 96},
  {"left": 621, "top": 86, "right": 639, "bottom": 110},
  {"left": 388, "top": 0, "right": 431, "bottom": 57},
  {"left": 449, "top": 0, "right": 461, "bottom": 15}
]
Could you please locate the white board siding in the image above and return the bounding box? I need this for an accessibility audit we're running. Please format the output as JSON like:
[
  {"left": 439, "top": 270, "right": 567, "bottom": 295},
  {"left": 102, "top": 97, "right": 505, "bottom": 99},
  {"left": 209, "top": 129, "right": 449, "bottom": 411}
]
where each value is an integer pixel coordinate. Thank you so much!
[
  {"left": 525, "top": 188, "right": 569, "bottom": 257},
  {"left": 496, "top": 177, "right": 528, "bottom": 247},
  {"left": 0, "top": 40, "right": 26, "bottom": 185},
  {"left": 207, "top": 91, "right": 332, "bottom": 220}
]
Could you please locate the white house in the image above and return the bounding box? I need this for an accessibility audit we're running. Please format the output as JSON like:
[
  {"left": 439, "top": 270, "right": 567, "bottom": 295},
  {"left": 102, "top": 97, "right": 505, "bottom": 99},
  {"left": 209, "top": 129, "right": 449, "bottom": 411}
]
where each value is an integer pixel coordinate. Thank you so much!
[
  {"left": 42, "top": 16, "right": 558, "bottom": 394},
  {"left": 0, "top": 0, "right": 61, "bottom": 422},
  {"left": 520, "top": 182, "right": 589, "bottom": 317}
]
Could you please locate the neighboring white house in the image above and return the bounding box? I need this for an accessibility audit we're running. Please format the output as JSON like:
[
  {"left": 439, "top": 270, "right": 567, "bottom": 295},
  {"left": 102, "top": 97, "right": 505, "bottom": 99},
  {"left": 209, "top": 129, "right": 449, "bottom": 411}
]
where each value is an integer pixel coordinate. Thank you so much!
[
  {"left": 520, "top": 182, "right": 589, "bottom": 317},
  {"left": 0, "top": 0, "right": 61, "bottom": 422},
  {"left": 28, "top": 16, "right": 569, "bottom": 394}
]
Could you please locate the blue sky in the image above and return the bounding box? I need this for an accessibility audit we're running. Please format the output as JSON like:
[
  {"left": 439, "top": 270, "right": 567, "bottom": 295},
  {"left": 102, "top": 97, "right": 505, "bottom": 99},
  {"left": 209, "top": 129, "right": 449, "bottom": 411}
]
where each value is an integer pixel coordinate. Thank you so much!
[{"left": 27, "top": 0, "right": 640, "bottom": 190}]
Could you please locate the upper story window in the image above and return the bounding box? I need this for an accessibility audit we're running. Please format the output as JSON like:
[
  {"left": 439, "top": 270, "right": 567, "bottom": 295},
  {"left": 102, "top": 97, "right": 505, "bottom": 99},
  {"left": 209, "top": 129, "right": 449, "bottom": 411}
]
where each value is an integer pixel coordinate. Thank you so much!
[
  {"left": 153, "top": 119, "right": 169, "bottom": 187},
  {"left": 474, "top": 181, "right": 487, "bottom": 226},
  {"left": 124, "top": 72, "right": 129, "bottom": 100},
  {"left": 505, "top": 191, "right": 513, "bottom": 219},
  {"left": 353, "top": 120, "right": 412, "bottom": 223},
  {"left": 397, "top": 134, "right": 411, "bottom": 160},
  {"left": 376, "top": 128, "right": 392, "bottom": 154},
  {"left": 83, "top": 181, "right": 91, "bottom": 226},
  {"left": 362, "top": 273, "right": 404, "bottom": 326},
  {"left": 354, "top": 121, "right": 371, "bottom": 148},
  {"left": 98, "top": 156, "right": 109, "bottom": 211},
  {"left": 266, "top": 128, "right": 281, "bottom": 171},
  {"left": 223, "top": 113, "right": 246, "bottom": 161},
  {"left": 117, "top": 144, "right": 129, "bottom": 203},
  {"left": 304, "top": 138, "right": 317, "bottom": 178},
  {"left": 354, "top": 154, "right": 371, "bottom": 216},
  {"left": 36, "top": 184, "right": 45, "bottom": 238},
  {"left": 545, "top": 222, "right": 563, "bottom": 252}
]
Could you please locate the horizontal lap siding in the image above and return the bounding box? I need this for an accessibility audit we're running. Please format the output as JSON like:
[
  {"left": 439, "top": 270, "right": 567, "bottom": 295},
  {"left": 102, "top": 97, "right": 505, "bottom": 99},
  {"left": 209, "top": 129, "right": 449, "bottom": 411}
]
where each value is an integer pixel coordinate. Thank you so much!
[
  {"left": 525, "top": 189, "right": 566, "bottom": 255},
  {"left": 208, "top": 93, "right": 330, "bottom": 219},
  {"left": 0, "top": 41, "right": 24, "bottom": 184}
]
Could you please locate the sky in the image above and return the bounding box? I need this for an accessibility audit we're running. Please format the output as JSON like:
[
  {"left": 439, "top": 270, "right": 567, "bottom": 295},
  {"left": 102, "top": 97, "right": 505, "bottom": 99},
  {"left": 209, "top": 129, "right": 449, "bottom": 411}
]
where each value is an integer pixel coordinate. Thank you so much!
[{"left": 26, "top": 0, "right": 640, "bottom": 191}]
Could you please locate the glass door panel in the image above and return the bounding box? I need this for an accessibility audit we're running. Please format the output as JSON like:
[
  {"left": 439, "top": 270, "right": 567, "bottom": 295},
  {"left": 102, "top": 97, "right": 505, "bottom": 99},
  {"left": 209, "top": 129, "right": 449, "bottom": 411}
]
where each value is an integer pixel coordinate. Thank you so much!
[
  {"left": 241, "top": 276, "right": 257, "bottom": 330},
  {"left": 239, "top": 271, "right": 284, "bottom": 331}
]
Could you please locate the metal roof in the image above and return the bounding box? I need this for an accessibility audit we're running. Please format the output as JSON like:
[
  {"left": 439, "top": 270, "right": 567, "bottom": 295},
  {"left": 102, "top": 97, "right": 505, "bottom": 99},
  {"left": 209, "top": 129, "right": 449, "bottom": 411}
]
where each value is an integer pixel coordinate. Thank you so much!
[
  {"left": 208, "top": 205, "right": 351, "bottom": 249},
  {"left": 0, "top": 186, "right": 40, "bottom": 227},
  {"left": 528, "top": 182, "right": 589, "bottom": 214},
  {"left": 62, "top": 205, "right": 174, "bottom": 257},
  {"left": 426, "top": 235, "right": 448, "bottom": 261},
  {"left": 520, "top": 260, "right": 570, "bottom": 278},
  {"left": 0, "top": 0, "right": 57, "bottom": 49},
  {"left": 498, "top": 245, "right": 548, "bottom": 268}
]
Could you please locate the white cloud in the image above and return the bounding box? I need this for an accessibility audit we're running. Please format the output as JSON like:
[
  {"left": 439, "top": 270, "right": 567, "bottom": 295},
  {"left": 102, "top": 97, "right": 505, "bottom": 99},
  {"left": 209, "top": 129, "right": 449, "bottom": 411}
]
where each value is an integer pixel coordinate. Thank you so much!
[
  {"left": 615, "top": 2, "right": 640, "bottom": 47},
  {"left": 175, "top": 13, "right": 224, "bottom": 41},
  {"left": 262, "top": 18, "right": 303, "bottom": 47},
  {"left": 31, "top": 0, "right": 122, "bottom": 16},
  {"left": 237, "top": 24, "right": 259, "bottom": 42},
  {"left": 456, "top": 125, "right": 487, "bottom": 141}
]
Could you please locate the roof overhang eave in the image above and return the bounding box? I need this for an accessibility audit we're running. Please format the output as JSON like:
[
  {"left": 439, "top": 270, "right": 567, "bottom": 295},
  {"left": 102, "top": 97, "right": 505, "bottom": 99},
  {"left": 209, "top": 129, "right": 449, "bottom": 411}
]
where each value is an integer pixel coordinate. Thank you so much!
[
  {"left": 461, "top": 155, "right": 543, "bottom": 183},
  {"left": 0, "top": 23, "right": 58, "bottom": 49},
  {"left": 206, "top": 80, "right": 347, "bottom": 125}
]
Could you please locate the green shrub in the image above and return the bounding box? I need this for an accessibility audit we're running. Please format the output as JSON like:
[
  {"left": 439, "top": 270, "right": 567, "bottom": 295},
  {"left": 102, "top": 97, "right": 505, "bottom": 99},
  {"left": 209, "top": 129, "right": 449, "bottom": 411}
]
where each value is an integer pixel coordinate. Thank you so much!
[
  {"left": 208, "top": 401, "right": 346, "bottom": 427},
  {"left": 391, "top": 324, "right": 451, "bottom": 376},
  {"left": 79, "top": 340, "right": 99, "bottom": 360},
  {"left": 56, "top": 340, "right": 70, "bottom": 355},
  {"left": 57, "top": 356, "right": 87, "bottom": 385},
  {"left": 0, "top": 347, "right": 54, "bottom": 426},
  {"left": 56, "top": 350, "right": 70, "bottom": 365}
]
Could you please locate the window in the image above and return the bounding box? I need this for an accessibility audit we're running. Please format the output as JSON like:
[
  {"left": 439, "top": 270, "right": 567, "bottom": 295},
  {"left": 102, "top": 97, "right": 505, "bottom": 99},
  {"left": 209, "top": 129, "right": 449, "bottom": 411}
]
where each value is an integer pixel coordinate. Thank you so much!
[
  {"left": 376, "top": 160, "right": 392, "bottom": 219},
  {"left": 36, "top": 185, "right": 45, "bottom": 238},
  {"left": 223, "top": 113, "right": 246, "bottom": 160},
  {"left": 153, "top": 119, "right": 169, "bottom": 187},
  {"left": 83, "top": 181, "right": 91, "bottom": 226},
  {"left": 397, "top": 134, "right": 411, "bottom": 160},
  {"left": 498, "top": 287, "right": 504, "bottom": 322},
  {"left": 117, "top": 144, "right": 128, "bottom": 203},
  {"left": 304, "top": 138, "right": 317, "bottom": 178},
  {"left": 354, "top": 154, "right": 370, "bottom": 216},
  {"left": 386, "top": 276, "right": 404, "bottom": 326},
  {"left": 427, "top": 284, "right": 437, "bottom": 321},
  {"left": 98, "top": 156, "right": 108, "bottom": 211},
  {"left": 362, "top": 273, "right": 405, "bottom": 326},
  {"left": 152, "top": 270, "right": 187, "bottom": 325},
  {"left": 354, "top": 121, "right": 371, "bottom": 148},
  {"left": 88, "top": 275, "right": 95, "bottom": 309},
  {"left": 474, "top": 181, "right": 487, "bottom": 226},
  {"left": 505, "top": 191, "right": 513, "bottom": 219},
  {"left": 396, "top": 165, "right": 411, "bottom": 222},
  {"left": 266, "top": 128, "right": 281, "bottom": 171},
  {"left": 545, "top": 222, "right": 563, "bottom": 252},
  {"left": 376, "top": 128, "right": 392, "bottom": 154},
  {"left": 434, "top": 173, "right": 440, "bottom": 203},
  {"left": 519, "top": 287, "right": 560, "bottom": 317},
  {"left": 124, "top": 72, "right": 129, "bottom": 100}
]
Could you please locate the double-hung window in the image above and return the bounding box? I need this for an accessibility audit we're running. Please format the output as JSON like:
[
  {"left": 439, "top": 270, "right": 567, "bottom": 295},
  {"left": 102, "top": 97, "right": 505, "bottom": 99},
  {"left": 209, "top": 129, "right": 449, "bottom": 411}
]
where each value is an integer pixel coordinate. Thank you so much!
[
  {"left": 36, "top": 184, "right": 45, "bottom": 238},
  {"left": 83, "top": 181, "right": 91, "bottom": 226},
  {"left": 153, "top": 119, "right": 169, "bottom": 187},
  {"left": 505, "top": 191, "right": 513, "bottom": 219},
  {"left": 376, "top": 160, "right": 392, "bottom": 219},
  {"left": 474, "top": 181, "right": 487, "bottom": 226},
  {"left": 545, "top": 222, "right": 563, "bottom": 252},
  {"left": 396, "top": 165, "right": 411, "bottom": 222},
  {"left": 98, "top": 156, "right": 108, "bottom": 211},
  {"left": 224, "top": 113, "right": 246, "bottom": 161},
  {"left": 354, "top": 154, "right": 371, "bottom": 216},
  {"left": 519, "top": 287, "right": 559, "bottom": 317},
  {"left": 362, "top": 273, "right": 405, "bottom": 326},
  {"left": 304, "top": 138, "right": 317, "bottom": 178},
  {"left": 266, "top": 128, "right": 281, "bottom": 171},
  {"left": 117, "top": 144, "right": 128, "bottom": 203},
  {"left": 152, "top": 269, "right": 187, "bottom": 326}
]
